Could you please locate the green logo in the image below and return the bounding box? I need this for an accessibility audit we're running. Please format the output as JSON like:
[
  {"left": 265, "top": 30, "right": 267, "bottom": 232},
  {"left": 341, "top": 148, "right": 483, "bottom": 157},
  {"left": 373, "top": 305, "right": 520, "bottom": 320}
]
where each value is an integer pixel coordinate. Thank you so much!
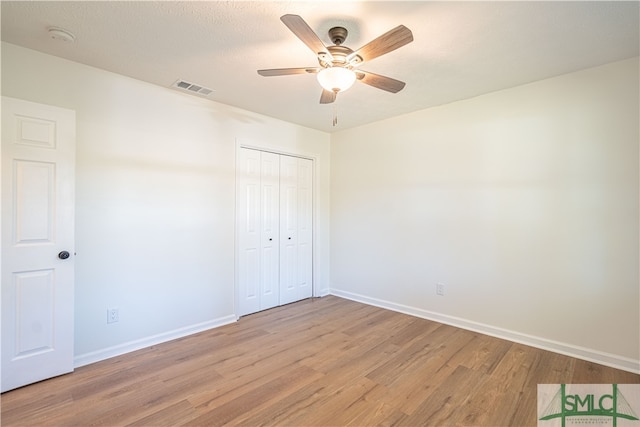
[{"left": 539, "top": 384, "right": 639, "bottom": 427}]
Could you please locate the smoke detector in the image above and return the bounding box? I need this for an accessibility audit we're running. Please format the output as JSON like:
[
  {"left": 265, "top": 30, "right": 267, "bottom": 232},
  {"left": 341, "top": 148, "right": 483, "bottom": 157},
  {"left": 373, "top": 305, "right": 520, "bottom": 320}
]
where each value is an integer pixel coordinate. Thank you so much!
[{"left": 48, "top": 27, "right": 76, "bottom": 43}]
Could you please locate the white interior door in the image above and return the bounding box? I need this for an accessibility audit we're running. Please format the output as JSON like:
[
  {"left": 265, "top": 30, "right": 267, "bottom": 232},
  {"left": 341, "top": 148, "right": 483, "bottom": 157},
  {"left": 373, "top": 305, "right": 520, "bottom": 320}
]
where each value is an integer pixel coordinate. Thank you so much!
[
  {"left": 237, "top": 148, "right": 261, "bottom": 316},
  {"left": 236, "top": 148, "right": 313, "bottom": 316},
  {"left": 295, "top": 157, "right": 313, "bottom": 301},
  {"left": 1, "top": 97, "right": 76, "bottom": 392},
  {"left": 237, "top": 148, "right": 280, "bottom": 316},
  {"left": 279, "top": 155, "right": 313, "bottom": 305},
  {"left": 278, "top": 155, "right": 298, "bottom": 305},
  {"left": 259, "top": 152, "right": 280, "bottom": 310}
]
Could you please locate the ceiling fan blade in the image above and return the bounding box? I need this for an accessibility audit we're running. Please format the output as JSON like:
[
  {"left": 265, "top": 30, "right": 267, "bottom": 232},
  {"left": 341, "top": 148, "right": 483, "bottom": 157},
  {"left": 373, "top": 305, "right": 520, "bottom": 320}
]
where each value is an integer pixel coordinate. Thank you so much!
[
  {"left": 320, "top": 89, "right": 336, "bottom": 104},
  {"left": 280, "top": 14, "right": 333, "bottom": 61},
  {"left": 356, "top": 70, "right": 406, "bottom": 93},
  {"left": 348, "top": 25, "right": 413, "bottom": 64},
  {"left": 258, "top": 67, "right": 319, "bottom": 77}
]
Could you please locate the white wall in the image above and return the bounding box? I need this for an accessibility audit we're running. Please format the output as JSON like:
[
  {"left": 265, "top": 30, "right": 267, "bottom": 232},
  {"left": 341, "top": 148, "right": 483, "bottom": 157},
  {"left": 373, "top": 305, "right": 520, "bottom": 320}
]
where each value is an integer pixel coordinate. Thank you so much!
[
  {"left": 330, "top": 58, "right": 639, "bottom": 370},
  {"left": 1, "top": 42, "right": 331, "bottom": 364}
]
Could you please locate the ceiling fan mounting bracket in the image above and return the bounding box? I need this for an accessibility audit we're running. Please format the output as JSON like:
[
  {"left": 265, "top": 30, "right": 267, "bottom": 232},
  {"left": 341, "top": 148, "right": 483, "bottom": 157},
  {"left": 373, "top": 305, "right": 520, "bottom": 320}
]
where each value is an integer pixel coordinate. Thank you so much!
[{"left": 328, "top": 26, "right": 348, "bottom": 45}]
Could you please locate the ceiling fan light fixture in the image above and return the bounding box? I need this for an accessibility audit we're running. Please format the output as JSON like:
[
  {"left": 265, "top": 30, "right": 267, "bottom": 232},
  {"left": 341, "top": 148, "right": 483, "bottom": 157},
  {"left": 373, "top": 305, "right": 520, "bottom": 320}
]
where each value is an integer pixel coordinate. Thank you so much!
[{"left": 317, "top": 67, "right": 356, "bottom": 93}]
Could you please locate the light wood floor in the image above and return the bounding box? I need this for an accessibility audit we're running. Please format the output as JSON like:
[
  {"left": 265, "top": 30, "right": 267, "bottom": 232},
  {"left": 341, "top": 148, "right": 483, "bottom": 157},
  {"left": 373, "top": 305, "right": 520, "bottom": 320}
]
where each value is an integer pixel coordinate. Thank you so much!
[{"left": 2, "top": 296, "right": 638, "bottom": 426}]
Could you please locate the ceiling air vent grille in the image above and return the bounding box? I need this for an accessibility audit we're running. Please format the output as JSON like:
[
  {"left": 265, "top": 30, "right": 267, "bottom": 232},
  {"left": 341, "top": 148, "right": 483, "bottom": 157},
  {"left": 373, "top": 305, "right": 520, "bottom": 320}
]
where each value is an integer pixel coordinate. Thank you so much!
[{"left": 171, "top": 79, "right": 214, "bottom": 97}]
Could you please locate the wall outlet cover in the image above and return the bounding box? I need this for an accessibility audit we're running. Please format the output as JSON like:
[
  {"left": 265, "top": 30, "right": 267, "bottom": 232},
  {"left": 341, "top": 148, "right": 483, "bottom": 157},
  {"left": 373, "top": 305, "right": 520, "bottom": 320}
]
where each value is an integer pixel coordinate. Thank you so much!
[{"left": 107, "top": 308, "right": 119, "bottom": 324}]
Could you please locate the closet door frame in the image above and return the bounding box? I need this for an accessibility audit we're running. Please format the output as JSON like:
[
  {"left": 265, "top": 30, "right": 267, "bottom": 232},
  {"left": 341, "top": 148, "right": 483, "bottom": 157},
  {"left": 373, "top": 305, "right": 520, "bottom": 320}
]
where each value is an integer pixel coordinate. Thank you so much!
[{"left": 234, "top": 139, "right": 318, "bottom": 319}]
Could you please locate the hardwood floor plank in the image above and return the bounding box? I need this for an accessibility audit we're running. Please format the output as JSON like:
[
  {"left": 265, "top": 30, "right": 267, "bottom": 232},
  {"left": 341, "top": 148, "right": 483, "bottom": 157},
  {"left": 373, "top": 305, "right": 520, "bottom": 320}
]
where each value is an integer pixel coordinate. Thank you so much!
[
  {"left": 238, "top": 339, "right": 397, "bottom": 426},
  {"left": 186, "top": 351, "right": 315, "bottom": 410},
  {"left": 371, "top": 328, "right": 479, "bottom": 415},
  {"left": 126, "top": 400, "right": 198, "bottom": 427},
  {"left": 455, "top": 334, "right": 515, "bottom": 375},
  {"left": 452, "top": 343, "right": 541, "bottom": 426},
  {"left": 508, "top": 350, "right": 576, "bottom": 426},
  {"left": 309, "top": 330, "right": 401, "bottom": 375},
  {"left": 329, "top": 383, "right": 395, "bottom": 426},
  {"left": 274, "top": 377, "right": 381, "bottom": 427},
  {"left": 1, "top": 296, "right": 638, "bottom": 427},
  {"left": 184, "top": 365, "right": 321, "bottom": 426},
  {"left": 571, "top": 358, "right": 640, "bottom": 383},
  {"left": 0, "top": 390, "right": 75, "bottom": 426},
  {"left": 387, "top": 317, "right": 442, "bottom": 347},
  {"left": 341, "top": 308, "right": 407, "bottom": 338},
  {"left": 365, "top": 323, "right": 458, "bottom": 386},
  {"left": 399, "top": 365, "right": 487, "bottom": 426}
]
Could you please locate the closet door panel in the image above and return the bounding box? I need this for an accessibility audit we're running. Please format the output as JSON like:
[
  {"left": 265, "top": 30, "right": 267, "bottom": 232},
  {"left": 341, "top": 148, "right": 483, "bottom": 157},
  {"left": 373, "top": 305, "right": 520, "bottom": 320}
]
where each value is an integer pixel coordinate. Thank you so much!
[
  {"left": 259, "top": 152, "right": 280, "bottom": 310},
  {"left": 296, "top": 158, "right": 313, "bottom": 300},
  {"left": 279, "top": 155, "right": 299, "bottom": 305},
  {"left": 237, "top": 148, "right": 261, "bottom": 316}
]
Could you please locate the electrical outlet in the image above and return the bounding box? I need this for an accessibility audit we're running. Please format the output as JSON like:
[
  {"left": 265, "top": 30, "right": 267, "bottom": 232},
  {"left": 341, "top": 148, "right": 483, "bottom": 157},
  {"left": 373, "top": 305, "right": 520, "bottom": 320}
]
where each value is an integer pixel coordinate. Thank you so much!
[
  {"left": 436, "top": 283, "right": 445, "bottom": 296},
  {"left": 107, "top": 307, "right": 119, "bottom": 324}
]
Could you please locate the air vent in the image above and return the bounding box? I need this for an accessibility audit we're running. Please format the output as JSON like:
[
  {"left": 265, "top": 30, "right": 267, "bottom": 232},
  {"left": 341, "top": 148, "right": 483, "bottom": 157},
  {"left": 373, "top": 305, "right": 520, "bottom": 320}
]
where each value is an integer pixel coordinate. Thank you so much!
[{"left": 171, "top": 79, "right": 214, "bottom": 97}]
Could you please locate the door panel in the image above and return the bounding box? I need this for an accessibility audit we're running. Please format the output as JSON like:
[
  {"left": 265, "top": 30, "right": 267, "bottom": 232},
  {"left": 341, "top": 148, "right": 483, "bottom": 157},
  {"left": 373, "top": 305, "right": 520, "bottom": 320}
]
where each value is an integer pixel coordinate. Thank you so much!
[
  {"left": 14, "top": 269, "right": 55, "bottom": 357},
  {"left": 14, "top": 160, "right": 56, "bottom": 243},
  {"left": 296, "top": 158, "right": 313, "bottom": 300},
  {"left": 279, "top": 156, "right": 299, "bottom": 305},
  {"left": 261, "top": 245, "right": 277, "bottom": 298},
  {"left": 2, "top": 97, "right": 75, "bottom": 392},
  {"left": 259, "top": 152, "right": 279, "bottom": 310},
  {"left": 237, "top": 149, "right": 261, "bottom": 316}
]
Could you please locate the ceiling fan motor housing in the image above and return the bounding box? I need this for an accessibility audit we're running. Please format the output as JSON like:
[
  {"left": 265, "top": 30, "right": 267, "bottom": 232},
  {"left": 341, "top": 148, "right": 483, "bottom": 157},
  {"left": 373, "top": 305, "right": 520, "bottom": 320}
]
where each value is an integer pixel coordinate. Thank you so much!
[{"left": 319, "top": 45, "right": 355, "bottom": 68}]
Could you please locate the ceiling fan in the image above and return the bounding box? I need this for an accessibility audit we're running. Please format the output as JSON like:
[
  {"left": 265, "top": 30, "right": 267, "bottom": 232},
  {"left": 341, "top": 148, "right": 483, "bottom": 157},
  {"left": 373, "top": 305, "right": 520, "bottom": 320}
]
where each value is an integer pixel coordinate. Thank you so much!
[{"left": 258, "top": 14, "right": 414, "bottom": 105}]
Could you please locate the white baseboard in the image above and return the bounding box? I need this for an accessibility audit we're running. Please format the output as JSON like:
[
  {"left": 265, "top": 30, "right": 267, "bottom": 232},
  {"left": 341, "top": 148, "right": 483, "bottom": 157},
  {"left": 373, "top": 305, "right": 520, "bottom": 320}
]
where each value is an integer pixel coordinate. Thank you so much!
[
  {"left": 74, "top": 315, "right": 237, "bottom": 368},
  {"left": 315, "top": 288, "right": 331, "bottom": 297},
  {"left": 330, "top": 289, "right": 640, "bottom": 375}
]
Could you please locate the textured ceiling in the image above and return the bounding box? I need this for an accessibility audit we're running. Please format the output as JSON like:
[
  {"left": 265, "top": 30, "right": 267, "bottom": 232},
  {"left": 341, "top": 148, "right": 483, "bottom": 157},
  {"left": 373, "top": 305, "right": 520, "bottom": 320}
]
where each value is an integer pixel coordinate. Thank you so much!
[{"left": 1, "top": 1, "right": 639, "bottom": 133}]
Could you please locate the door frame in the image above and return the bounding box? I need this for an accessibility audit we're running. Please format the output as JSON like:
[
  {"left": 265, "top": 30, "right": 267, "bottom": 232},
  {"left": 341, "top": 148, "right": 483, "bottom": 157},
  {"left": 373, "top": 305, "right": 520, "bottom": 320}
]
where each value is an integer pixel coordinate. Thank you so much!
[{"left": 234, "top": 138, "right": 319, "bottom": 319}]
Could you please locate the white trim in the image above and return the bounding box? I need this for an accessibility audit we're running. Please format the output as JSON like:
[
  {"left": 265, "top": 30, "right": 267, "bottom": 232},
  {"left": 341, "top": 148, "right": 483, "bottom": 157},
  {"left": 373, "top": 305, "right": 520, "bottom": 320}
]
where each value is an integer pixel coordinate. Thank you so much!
[
  {"left": 74, "top": 315, "right": 236, "bottom": 368},
  {"left": 316, "top": 288, "right": 331, "bottom": 297},
  {"left": 330, "top": 289, "right": 640, "bottom": 375},
  {"left": 236, "top": 138, "right": 316, "bottom": 161}
]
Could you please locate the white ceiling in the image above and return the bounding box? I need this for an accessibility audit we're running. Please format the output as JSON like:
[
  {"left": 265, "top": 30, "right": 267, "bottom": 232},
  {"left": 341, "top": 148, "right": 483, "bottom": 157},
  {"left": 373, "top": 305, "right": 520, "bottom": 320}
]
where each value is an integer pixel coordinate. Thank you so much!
[{"left": 1, "top": 1, "right": 638, "bottom": 133}]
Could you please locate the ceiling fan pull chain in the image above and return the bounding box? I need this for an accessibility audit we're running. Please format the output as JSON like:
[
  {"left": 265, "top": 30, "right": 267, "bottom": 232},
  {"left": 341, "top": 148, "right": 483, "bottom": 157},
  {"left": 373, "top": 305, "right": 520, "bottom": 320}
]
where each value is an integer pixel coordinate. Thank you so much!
[{"left": 333, "top": 103, "right": 338, "bottom": 126}]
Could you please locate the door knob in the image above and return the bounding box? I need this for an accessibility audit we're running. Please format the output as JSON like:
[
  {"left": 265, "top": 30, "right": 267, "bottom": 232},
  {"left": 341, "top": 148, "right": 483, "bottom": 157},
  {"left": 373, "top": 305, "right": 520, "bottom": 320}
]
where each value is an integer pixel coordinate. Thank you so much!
[{"left": 58, "top": 251, "right": 70, "bottom": 260}]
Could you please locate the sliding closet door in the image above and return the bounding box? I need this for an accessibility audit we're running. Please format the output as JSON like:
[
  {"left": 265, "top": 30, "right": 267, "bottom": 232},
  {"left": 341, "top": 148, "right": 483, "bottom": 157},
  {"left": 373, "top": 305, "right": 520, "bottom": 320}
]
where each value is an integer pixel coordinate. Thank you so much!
[{"left": 279, "top": 155, "right": 313, "bottom": 305}]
